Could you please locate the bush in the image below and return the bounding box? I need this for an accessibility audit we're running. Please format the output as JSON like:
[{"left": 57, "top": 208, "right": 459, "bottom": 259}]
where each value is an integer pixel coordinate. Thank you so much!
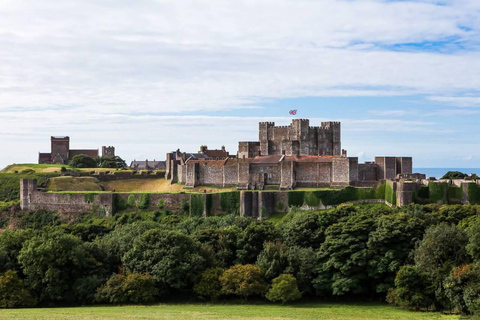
[
  {"left": 220, "top": 264, "right": 267, "bottom": 300},
  {"left": 219, "top": 192, "right": 240, "bottom": 214},
  {"left": 70, "top": 154, "right": 97, "bottom": 168},
  {"left": 193, "top": 267, "right": 224, "bottom": 300},
  {"left": 266, "top": 274, "right": 302, "bottom": 304},
  {"left": 95, "top": 273, "right": 157, "bottom": 304},
  {"left": 127, "top": 195, "right": 136, "bottom": 207},
  {"left": 137, "top": 194, "right": 150, "bottom": 210},
  {"left": 392, "top": 266, "right": 434, "bottom": 310},
  {"left": 288, "top": 191, "right": 305, "bottom": 207},
  {"left": 0, "top": 270, "right": 36, "bottom": 308}
]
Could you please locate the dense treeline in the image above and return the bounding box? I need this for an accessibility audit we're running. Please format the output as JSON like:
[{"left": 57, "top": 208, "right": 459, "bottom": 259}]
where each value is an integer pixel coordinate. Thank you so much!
[{"left": 1, "top": 203, "right": 480, "bottom": 314}]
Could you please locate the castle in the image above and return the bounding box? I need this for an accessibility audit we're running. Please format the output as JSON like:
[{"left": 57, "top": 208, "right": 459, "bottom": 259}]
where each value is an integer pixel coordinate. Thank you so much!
[
  {"left": 38, "top": 136, "right": 115, "bottom": 164},
  {"left": 166, "top": 119, "right": 418, "bottom": 190}
]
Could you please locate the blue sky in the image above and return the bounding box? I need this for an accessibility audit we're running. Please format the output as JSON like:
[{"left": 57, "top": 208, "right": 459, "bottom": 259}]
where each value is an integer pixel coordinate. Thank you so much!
[{"left": 0, "top": 0, "right": 480, "bottom": 169}]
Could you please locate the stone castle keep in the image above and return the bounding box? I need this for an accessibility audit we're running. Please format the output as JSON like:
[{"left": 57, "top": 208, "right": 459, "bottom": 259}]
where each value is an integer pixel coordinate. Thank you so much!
[{"left": 166, "top": 119, "right": 416, "bottom": 190}]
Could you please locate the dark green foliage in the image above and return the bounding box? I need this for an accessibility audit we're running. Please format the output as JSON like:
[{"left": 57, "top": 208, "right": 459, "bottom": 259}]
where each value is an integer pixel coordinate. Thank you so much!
[
  {"left": 95, "top": 273, "right": 157, "bottom": 304},
  {"left": 127, "top": 194, "right": 136, "bottom": 207},
  {"left": 205, "top": 194, "right": 213, "bottom": 215},
  {"left": 73, "top": 275, "right": 106, "bottom": 304},
  {"left": 123, "top": 229, "right": 206, "bottom": 292},
  {"left": 429, "top": 183, "right": 447, "bottom": 204},
  {"left": 385, "top": 183, "right": 396, "bottom": 206},
  {"left": 417, "top": 186, "right": 429, "bottom": 199},
  {"left": 236, "top": 221, "right": 277, "bottom": 264},
  {"left": 190, "top": 194, "right": 204, "bottom": 217},
  {"left": 367, "top": 213, "right": 426, "bottom": 293},
  {"left": 0, "top": 172, "right": 59, "bottom": 202},
  {"left": 157, "top": 198, "right": 164, "bottom": 209},
  {"left": 0, "top": 229, "right": 37, "bottom": 274},
  {"left": 137, "top": 194, "right": 150, "bottom": 209},
  {"left": 315, "top": 211, "right": 379, "bottom": 296},
  {"left": 181, "top": 198, "right": 189, "bottom": 214},
  {"left": 84, "top": 193, "right": 96, "bottom": 203},
  {"left": 391, "top": 266, "right": 434, "bottom": 309},
  {"left": 288, "top": 191, "right": 305, "bottom": 207},
  {"left": 220, "top": 264, "right": 268, "bottom": 300},
  {"left": 442, "top": 171, "right": 468, "bottom": 179},
  {"left": 304, "top": 191, "right": 320, "bottom": 207},
  {"left": 467, "top": 183, "right": 480, "bottom": 205},
  {"left": 256, "top": 242, "right": 288, "bottom": 280},
  {"left": 114, "top": 195, "right": 128, "bottom": 211},
  {"left": 266, "top": 274, "right": 302, "bottom": 304},
  {"left": 0, "top": 270, "right": 36, "bottom": 308},
  {"left": 219, "top": 191, "right": 240, "bottom": 214},
  {"left": 98, "top": 156, "right": 127, "bottom": 169},
  {"left": 13, "top": 210, "right": 60, "bottom": 229},
  {"left": 282, "top": 211, "right": 337, "bottom": 249},
  {"left": 447, "top": 186, "right": 463, "bottom": 204},
  {"left": 443, "top": 264, "right": 480, "bottom": 315},
  {"left": 277, "top": 201, "right": 284, "bottom": 211},
  {"left": 70, "top": 154, "right": 97, "bottom": 168},
  {"left": 193, "top": 267, "right": 224, "bottom": 300},
  {"left": 18, "top": 231, "right": 98, "bottom": 303}
]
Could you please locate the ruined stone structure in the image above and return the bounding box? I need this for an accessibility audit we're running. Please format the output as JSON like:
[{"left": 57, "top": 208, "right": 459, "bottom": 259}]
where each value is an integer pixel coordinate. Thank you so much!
[
  {"left": 38, "top": 136, "right": 113, "bottom": 164},
  {"left": 130, "top": 159, "right": 166, "bottom": 170},
  {"left": 168, "top": 119, "right": 416, "bottom": 190}
]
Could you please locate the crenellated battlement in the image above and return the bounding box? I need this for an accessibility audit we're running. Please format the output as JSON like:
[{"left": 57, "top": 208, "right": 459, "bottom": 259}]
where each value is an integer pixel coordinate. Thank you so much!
[{"left": 259, "top": 122, "right": 275, "bottom": 126}]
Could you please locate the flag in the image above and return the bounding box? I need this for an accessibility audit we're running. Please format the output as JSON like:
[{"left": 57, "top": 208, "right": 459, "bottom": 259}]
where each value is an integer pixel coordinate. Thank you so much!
[{"left": 289, "top": 110, "right": 297, "bottom": 115}]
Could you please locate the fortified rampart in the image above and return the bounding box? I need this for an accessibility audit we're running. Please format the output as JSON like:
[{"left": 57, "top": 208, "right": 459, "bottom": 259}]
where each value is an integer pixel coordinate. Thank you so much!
[{"left": 21, "top": 178, "right": 480, "bottom": 219}]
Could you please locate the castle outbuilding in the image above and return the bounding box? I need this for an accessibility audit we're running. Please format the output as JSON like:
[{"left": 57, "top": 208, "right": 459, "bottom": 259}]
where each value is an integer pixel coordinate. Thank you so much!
[{"left": 167, "top": 119, "right": 417, "bottom": 190}]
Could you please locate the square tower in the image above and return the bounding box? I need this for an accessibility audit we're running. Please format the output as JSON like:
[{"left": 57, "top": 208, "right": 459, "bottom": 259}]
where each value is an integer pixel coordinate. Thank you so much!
[{"left": 51, "top": 136, "right": 70, "bottom": 164}]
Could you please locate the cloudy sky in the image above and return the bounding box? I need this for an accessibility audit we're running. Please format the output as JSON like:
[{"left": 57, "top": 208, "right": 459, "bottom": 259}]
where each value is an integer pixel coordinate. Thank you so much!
[{"left": 1, "top": 0, "right": 479, "bottom": 169}]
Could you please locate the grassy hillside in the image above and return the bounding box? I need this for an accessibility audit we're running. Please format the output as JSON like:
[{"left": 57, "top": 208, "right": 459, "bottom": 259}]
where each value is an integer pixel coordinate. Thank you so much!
[
  {"left": 1, "top": 163, "right": 133, "bottom": 174},
  {"left": 0, "top": 303, "right": 459, "bottom": 320},
  {"left": 46, "top": 176, "right": 103, "bottom": 192}
]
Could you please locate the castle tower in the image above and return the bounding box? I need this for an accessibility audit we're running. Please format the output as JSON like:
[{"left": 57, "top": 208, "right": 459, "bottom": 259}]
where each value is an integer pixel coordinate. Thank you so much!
[
  {"left": 51, "top": 136, "right": 70, "bottom": 164},
  {"left": 259, "top": 122, "right": 275, "bottom": 156},
  {"left": 102, "top": 146, "right": 115, "bottom": 157},
  {"left": 319, "top": 122, "right": 341, "bottom": 156}
]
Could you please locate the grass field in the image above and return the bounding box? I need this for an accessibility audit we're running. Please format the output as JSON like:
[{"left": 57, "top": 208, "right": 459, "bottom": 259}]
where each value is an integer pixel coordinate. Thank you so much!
[
  {"left": 0, "top": 303, "right": 460, "bottom": 320},
  {"left": 1, "top": 164, "right": 133, "bottom": 174}
]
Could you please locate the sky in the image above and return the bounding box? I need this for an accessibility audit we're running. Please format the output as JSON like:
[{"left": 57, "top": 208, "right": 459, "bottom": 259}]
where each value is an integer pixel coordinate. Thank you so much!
[{"left": 1, "top": 0, "right": 480, "bottom": 169}]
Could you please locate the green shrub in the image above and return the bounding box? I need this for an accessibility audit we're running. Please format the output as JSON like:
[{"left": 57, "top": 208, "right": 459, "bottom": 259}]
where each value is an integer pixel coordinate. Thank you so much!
[
  {"left": 181, "top": 198, "right": 189, "bottom": 214},
  {"left": 190, "top": 194, "right": 204, "bottom": 217},
  {"left": 0, "top": 173, "right": 59, "bottom": 202},
  {"left": 266, "top": 274, "right": 302, "bottom": 304},
  {"left": 114, "top": 195, "right": 128, "bottom": 211},
  {"left": 288, "top": 191, "right": 305, "bottom": 207},
  {"left": 417, "top": 186, "right": 429, "bottom": 199},
  {"left": 137, "top": 194, "right": 151, "bottom": 210},
  {"left": 277, "top": 201, "right": 284, "bottom": 211},
  {"left": 0, "top": 270, "right": 36, "bottom": 308},
  {"left": 392, "top": 266, "right": 434, "bottom": 310},
  {"left": 219, "top": 191, "right": 240, "bottom": 214},
  {"left": 193, "top": 267, "right": 224, "bottom": 300},
  {"left": 70, "top": 154, "right": 97, "bottom": 168},
  {"left": 95, "top": 273, "right": 158, "bottom": 304},
  {"left": 304, "top": 191, "right": 320, "bottom": 207},
  {"left": 220, "top": 264, "right": 268, "bottom": 300},
  {"left": 13, "top": 210, "right": 60, "bottom": 229}
]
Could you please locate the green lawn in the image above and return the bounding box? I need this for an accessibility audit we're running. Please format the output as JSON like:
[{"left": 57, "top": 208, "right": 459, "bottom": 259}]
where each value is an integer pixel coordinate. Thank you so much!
[{"left": 0, "top": 303, "right": 460, "bottom": 320}]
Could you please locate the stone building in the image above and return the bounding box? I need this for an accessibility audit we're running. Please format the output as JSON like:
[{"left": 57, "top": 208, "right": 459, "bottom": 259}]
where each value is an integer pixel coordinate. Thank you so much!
[
  {"left": 130, "top": 159, "right": 166, "bottom": 170},
  {"left": 167, "top": 119, "right": 416, "bottom": 190},
  {"left": 38, "top": 136, "right": 113, "bottom": 165}
]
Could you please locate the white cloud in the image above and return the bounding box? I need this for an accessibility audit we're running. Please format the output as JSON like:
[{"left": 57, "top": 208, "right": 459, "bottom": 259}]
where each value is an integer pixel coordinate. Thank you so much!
[
  {"left": 427, "top": 96, "right": 480, "bottom": 107},
  {"left": 0, "top": 0, "right": 480, "bottom": 167}
]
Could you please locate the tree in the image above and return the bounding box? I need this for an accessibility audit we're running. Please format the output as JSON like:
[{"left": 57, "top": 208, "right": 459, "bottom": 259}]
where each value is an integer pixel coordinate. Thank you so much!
[
  {"left": 70, "top": 154, "right": 97, "bottom": 168},
  {"left": 0, "top": 229, "right": 36, "bottom": 274},
  {"left": 122, "top": 229, "right": 206, "bottom": 293},
  {"left": 442, "top": 171, "right": 468, "bottom": 180},
  {"left": 314, "top": 211, "right": 379, "bottom": 296},
  {"left": 266, "top": 274, "right": 302, "bottom": 304},
  {"left": 282, "top": 211, "right": 337, "bottom": 249},
  {"left": 193, "top": 267, "right": 224, "bottom": 300},
  {"left": 256, "top": 242, "right": 289, "bottom": 280},
  {"left": 220, "top": 264, "right": 268, "bottom": 300},
  {"left": 0, "top": 270, "right": 36, "bottom": 308},
  {"left": 99, "top": 156, "right": 127, "bottom": 169},
  {"left": 414, "top": 223, "right": 470, "bottom": 308},
  {"left": 236, "top": 221, "right": 277, "bottom": 264},
  {"left": 391, "top": 265, "right": 434, "bottom": 310},
  {"left": 443, "top": 264, "right": 480, "bottom": 315},
  {"left": 18, "top": 231, "right": 98, "bottom": 303},
  {"left": 367, "top": 212, "right": 426, "bottom": 293},
  {"left": 95, "top": 273, "right": 158, "bottom": 304}
]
